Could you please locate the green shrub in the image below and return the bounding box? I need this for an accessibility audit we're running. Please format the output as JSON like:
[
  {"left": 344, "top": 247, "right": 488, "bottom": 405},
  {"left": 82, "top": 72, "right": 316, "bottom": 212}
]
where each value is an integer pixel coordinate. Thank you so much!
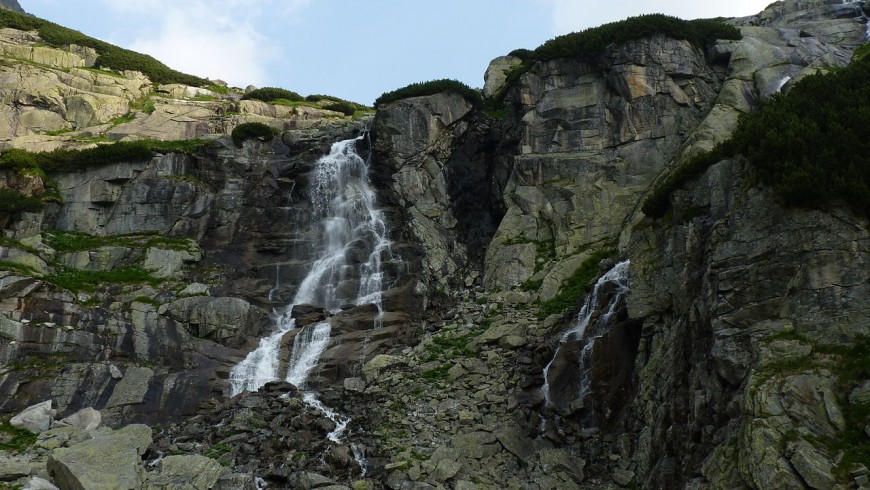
[
  {"left": 0, "top": 188, "right": 44, "bottom": 214},
  {"left": 1, "top": 140, "right": 208, "bottom": 175},
  {"left": 0, "top": 10, "right": 209, "bottom": 86},
  {"left": 374, "top": 79, "right": 483, "bottom": 108},
  {"left": 231, "top": 122, "right": 274, "bottom": 147},
  {"left": 242, "top": 87, "right": 304, "bottom": 103},
  {"left": 305, "top": 94, "right": 344, "bottom": 103},
  {"left": 643, "top": 55, "right": 870, "bottom": 218},
  {"left": 0, "top": 149, "right": 37, "bottom": 171},
  {"left": 322, "top": 101, "right": 356, "bottom": 116},
  {"left": 537, "top": 249, "right": 616, "bottom": 318},
  {"left": 507, "top": 48, "right": 533, "bottom": 61}
]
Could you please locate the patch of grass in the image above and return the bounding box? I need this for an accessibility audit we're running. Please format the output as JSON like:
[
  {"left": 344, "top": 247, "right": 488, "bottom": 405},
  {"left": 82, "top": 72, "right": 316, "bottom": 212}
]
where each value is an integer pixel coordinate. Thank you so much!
[
  {"left": 107, "top": 112, "right": 136, "bottom": 127},
  {"left": 132, "top": 296, "right": 161, "bottom": 307},
  {"left": 42, "top": 127, "right": 73, "bottom": 136},
  {"left": 421, "top": 363, "right": 452, "bottom": 382},
  {"left": 423, "top": 326, "right": 485, "bottom": 363},
  {"left": 519, "top": 278, "right": 543, "bottom": 291},
  {"left": 0, "top": 236, "right": 40, "bottom": 255},
  {"left": 132, "top": 98, "right": 156, "bottom": 114},
  {"left": 204, "top": 442, "right": 232, "bottom": 459},
  {"left": 0, "top": 417, "right": 37, "bottom": 453},
  {"left": 44, "top": 265, "right": 160, "bottom": 293},
  {"left": 0, "top": 260, "right": 39, "bottom": 276},
  {"left": 45, "top": 230, "right": 196, "bottom": 253},
  {"left": 162, "top": 174, "right": 208, "bottom": 188},
  {"left": 537, "top": 249, "right": 617, "bottom": 319}
]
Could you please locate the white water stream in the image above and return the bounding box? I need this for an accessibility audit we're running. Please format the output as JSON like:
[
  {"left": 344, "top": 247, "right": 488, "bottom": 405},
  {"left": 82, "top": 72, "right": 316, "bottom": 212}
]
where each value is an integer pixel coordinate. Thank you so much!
[
  {"left": 540, "top": 260, "right": 631, "bottom": 409},
  {"left": 229, "top": 135, "right": 395, "bottom": 456}
]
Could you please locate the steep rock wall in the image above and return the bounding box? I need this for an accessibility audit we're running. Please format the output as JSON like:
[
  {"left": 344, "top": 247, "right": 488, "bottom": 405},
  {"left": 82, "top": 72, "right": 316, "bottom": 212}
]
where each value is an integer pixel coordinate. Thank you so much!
[
  {"left": 0, "top": 120, "right": 424, "bottom": 425},
  {"left": 625, "top": 158, "right": 870, "bottom": 487}
]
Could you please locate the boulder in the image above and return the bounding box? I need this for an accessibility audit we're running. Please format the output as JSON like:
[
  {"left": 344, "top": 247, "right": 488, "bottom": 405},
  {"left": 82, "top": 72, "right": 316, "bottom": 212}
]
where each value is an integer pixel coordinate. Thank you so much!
[
  {"left": 291, "top": 304, "right": 328, "bottom": 327},
  {"left": 0, "top": 454, "right": 31, "bottom": 481},
  {"left": 24, "top": 477, "right": 60, "bottom": 490},
  {"left": 145, "top": 454, "right": 229, "bottom": 490},
  {"left": 52, "top": 408, "right": 101, "bottom": 431},
  {"left": 212, "top": 473, "right": 258, "bottom": 490},
  {"left": 105, "top": 367, "right": 154, "bottom": 409},
  {"left": 10, "top": 400, "right": 56, "bottom": 433},
  {"left": 47, "top": 424, "right": 152, "bottom": 490},
  {"left": 362, "top": 355, "right": 403, "bottom": 382}
]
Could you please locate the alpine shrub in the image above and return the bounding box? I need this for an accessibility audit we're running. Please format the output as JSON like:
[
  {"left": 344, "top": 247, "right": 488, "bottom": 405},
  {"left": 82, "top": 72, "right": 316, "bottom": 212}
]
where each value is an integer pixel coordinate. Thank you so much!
[{"left": 231, "top": 122, "right": 274, "bottom": 147}]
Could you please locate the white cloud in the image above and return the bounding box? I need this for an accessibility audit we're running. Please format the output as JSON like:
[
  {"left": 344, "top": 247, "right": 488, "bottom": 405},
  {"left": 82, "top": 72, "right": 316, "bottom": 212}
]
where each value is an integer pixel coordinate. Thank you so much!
[
  {"left": 545, "top": 0, "right": 773, "bottom": 35},
  {"left": 98, "top": 0, "right": 313, "bottom": 87}
]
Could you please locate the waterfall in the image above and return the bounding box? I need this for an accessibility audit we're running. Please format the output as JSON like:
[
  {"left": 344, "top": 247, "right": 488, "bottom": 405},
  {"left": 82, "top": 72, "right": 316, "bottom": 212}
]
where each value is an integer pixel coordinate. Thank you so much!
[
  {"left": 229, "top": 135, "right": 395, "bottom": 397},
  {"left": 541, "top": 260, "right": 631, "bottom": 409}
]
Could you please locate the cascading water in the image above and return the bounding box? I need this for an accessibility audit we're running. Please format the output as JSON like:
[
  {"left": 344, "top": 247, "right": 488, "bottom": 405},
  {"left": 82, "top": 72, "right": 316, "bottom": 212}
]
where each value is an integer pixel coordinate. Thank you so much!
[
  {"left": 540, "top": 260, "right": 631, "bottom": 410},
  {"left": 229, "top": 134, "right": 397, "bottom": 401}
]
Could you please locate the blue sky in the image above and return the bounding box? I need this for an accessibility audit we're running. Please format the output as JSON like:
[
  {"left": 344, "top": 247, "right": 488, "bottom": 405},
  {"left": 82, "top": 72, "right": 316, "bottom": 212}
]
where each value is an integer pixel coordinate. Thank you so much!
[{"left": 22, "top": 0, "right": 770, "bottom": 105}]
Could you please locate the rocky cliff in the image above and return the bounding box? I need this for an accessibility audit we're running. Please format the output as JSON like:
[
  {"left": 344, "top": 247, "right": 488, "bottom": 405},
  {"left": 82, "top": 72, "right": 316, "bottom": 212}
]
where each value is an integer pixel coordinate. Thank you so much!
[{"left": 1, "top": 1, "right": 869, "bottom": 489}]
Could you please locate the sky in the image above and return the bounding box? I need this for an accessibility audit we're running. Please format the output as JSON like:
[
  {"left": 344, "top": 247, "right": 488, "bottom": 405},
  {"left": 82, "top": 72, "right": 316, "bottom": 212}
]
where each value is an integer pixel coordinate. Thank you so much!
[{"left": 22, "top": 0, "right": 771, "bottom": 105}]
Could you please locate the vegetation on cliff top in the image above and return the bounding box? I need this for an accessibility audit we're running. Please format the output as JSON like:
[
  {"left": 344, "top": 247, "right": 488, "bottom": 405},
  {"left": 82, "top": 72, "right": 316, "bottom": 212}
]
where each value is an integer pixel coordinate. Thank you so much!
[
  {"left": 231, "top": 122, "right": 275, "bottom": 147},
  {"left": 643, "top": 54, "right": 870, "bottom": 218},
  {"left": 0, "top": 140, "right": 208, "bottom": 174},
  {"left": 0, "top": 9, "right": 210, "bottom": 86},
  {"left": 533, "top": 14, "right": 740, "bottom": 61},
  {"left": 374, "top": 15, "right": 738, "bottom": 109},
  {"left": 242, "top": 87, "right": 305, "bottom": 103},
  {"left": 243, "top": 88, "right": 371, "bottom": 116},
  {"left": 374, "top": 79, "right": 483, "bottom": 108}
]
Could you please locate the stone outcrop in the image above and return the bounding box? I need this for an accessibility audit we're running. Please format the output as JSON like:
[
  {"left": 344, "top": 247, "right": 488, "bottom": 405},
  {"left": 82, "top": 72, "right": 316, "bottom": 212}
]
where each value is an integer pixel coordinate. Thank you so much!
[
  {"left": 0, "top": 27, "right": 362, "bottom": 152},
  {"left": 482, "top": 55, "right": 522, "bottom": 98},
  {"left": 47, "top": 424, "right": 152, "bottom": 490}
]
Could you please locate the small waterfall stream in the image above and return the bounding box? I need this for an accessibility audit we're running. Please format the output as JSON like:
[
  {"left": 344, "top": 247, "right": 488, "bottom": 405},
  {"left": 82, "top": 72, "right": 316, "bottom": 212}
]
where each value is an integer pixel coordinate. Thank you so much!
[
  {"left": 540, "top": 260, "right": 631, "bottom": 412},
  {"left": 229, "top": 135, "right": 395, "bottom": 455}
]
